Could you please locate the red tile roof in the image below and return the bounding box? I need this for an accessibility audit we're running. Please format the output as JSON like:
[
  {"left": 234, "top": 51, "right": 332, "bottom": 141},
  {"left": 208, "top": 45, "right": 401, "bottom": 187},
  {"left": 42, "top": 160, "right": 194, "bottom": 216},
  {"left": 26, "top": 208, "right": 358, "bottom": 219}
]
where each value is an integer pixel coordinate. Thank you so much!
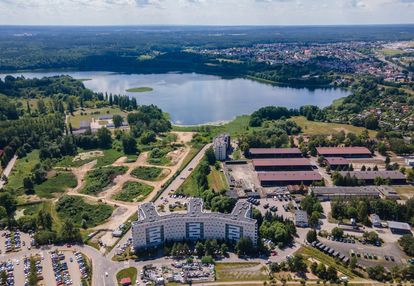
[
  {"left": 316, "top": 147, "right": 371, "bottom": 155},
  {"left": 338, "top": 171, "right": 406, "bottom": 180},
  {"left": 249, "top": 148, "right": 301, "bottom": 155},
  {"left": 325, "top": 157, "right": 349, "bottom": 165},
  {"left": 253, "top": 158, "right": 311, "bottom": 167},
  {"left": 258, "top": 171, "right": 322, "bottom": 181}
]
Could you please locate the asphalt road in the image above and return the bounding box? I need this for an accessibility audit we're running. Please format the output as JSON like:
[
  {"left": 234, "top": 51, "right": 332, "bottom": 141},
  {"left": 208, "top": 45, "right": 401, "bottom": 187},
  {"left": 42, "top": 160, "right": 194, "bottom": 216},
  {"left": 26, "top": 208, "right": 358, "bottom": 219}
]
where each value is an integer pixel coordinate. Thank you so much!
[
  {"left": 155, "top": 143, "right": 212, "bottom": 204},
  {"left": 0, "top": 155, "right": 17, "bottom": 189}
]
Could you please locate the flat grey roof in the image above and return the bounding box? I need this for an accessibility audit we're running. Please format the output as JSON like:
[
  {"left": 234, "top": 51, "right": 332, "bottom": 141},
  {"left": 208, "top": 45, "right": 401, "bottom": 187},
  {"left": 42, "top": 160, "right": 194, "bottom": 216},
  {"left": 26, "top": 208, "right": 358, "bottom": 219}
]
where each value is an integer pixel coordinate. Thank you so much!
[
  {"left": 311, "top": 186, "right": 380, "bottom": 196},
  {"left": 134, "top": 198, "right": 255, "bottom": 225},
  {"left": 388, "top": 221, "right": 411, "bottom": 230},
  {"left": 338, "top": 171, "right": 406, "bottom": 180}
]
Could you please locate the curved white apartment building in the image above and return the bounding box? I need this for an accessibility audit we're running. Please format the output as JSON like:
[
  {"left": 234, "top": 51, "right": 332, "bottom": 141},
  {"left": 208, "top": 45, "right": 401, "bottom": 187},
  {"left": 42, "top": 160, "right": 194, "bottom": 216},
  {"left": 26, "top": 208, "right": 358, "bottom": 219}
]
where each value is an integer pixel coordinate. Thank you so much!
[{"left": 132, "top": 198, "right": 257, "bottom": 250}]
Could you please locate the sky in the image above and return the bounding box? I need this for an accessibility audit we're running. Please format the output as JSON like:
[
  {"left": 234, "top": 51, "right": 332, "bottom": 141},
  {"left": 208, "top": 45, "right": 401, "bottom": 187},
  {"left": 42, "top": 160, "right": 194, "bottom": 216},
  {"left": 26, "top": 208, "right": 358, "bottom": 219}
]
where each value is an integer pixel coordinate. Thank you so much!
[{"left": 0, "top": 0, "right": 413, "bottom": 26}]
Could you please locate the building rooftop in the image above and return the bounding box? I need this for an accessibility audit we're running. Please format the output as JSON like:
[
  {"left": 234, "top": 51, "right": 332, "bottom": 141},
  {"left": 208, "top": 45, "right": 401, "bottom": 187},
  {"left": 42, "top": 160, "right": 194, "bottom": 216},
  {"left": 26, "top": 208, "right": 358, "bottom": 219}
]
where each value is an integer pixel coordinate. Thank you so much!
[
  {"left": 252, "top": 158, "right": 311, "bottom": 167},
  {"left": 324, "top": 157, "right": 349, "bottom": 165},
  {"left": 311, "top": 186, "right": 381, "bottom": 195},
  {"left": 295, "top": 210, "right": 308, "bottom": 223},
  {"left": 388, "top": 221, "right": 411, "bottom": 231},
  {"left": 316, "top": 147, "right": 371, "bottom": 155},
  {"left": 338, "top": 171, "right": 406, "bottom": 180},
  {"left": 258, "top": 171, "right": 322, "bottom": 181},
  {"left": 134, "top": 198, "right": 255, "bottom": 225},
  {"left": 249, "top": 148, "right": 301, "bottom": 155}
]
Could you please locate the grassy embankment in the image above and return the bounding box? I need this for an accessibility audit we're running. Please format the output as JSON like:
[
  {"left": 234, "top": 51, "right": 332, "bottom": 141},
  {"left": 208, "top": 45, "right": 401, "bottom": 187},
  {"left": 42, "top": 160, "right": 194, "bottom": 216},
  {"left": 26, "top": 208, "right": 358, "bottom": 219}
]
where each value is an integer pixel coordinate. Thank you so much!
[
  {"left": 130, "top": 166, "right": 168, "bottom": 181},
  {"left": 125, "top": 87, "right": 153, "bottom": 92},
  {"left": 297, "top": 246, "right": 356, "bottom": 278},
  {"left": 113, "top": 181, "right": 154, "bottom": 202},
  {"left": 116, "top": 267, "right": 137, "bottom": 286}
]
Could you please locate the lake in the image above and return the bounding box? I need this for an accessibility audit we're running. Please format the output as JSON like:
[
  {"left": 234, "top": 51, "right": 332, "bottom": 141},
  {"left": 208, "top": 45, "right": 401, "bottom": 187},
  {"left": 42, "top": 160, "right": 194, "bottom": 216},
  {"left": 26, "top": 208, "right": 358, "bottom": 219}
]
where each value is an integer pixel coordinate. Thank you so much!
[{"left": 1, "top": 72, "right": 350, "bottom": 125}]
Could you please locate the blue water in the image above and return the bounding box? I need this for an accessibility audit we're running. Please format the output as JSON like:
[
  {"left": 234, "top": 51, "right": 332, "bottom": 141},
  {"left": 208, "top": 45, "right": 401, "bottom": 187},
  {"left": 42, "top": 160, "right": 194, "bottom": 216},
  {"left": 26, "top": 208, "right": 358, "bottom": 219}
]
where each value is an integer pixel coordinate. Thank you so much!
[{"left": 1, "top": 72, "right": 349, "bottom": 125}]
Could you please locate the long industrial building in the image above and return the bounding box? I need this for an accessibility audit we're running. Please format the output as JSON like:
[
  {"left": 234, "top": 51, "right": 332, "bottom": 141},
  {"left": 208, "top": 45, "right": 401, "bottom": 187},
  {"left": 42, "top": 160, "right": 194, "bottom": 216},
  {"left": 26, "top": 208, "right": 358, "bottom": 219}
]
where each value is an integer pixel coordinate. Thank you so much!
[
  {"left": 338, "top": 171, "right": 406, "bottom": 185},
  {"left": 131, "top": 198, "right": 257, "bottom": 250},
  {"left": 258, "top": 171, "right": 322, "bottom": 187},
  {"left": 310, "top": 186, "right": 381, "bottom": 201},
  {"left": 249, "top": 148, "right": 302, "bottom": 158},
  {"left": 316, "top": 147, "right": 372, "bottom": 158},
  {"left": 252, "top": 158, "right": 313, "bottom": 171}
]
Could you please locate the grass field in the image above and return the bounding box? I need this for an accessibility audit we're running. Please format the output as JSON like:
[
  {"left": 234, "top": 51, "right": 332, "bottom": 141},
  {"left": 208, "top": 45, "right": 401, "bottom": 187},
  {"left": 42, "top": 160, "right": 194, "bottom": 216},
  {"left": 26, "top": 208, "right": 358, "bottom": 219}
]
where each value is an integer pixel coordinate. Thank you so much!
[
  {"left": 116, "top": 267, "right": 137, "bottom": 286},
  {"left": 172, "top": 115, "right": 250, "bottom": 137},
  {"left": 207, "top": 167, "right": 228, "bottom": 191},
  {"left": 292, "top": 116, "right": 377, "bottom": 137},
  {"left": 82, "top": 166, "right": 128, "bottom": 195},
  {"left": 394, "top": 185, "right": 414, "bottom": 199},
  {"left": 215, "top": 262, "right": 268, "bottom": 282},
  {"left": 68, "top": 107, "right": 128, "bottom": 129},
  {"left": 113, "top": 181, "right": 154, "bottom": 202},
  {"left": 130, "top": 166, "right": 168, "bottom": 181},
  {"left": 56, "top": 148, "right": 124, "bottom": 168},
  {"left": 56, "top": 195, "right": 113, "bottom": 228},
  {"left": 125, "top": 87, "right": 153, "bottom": 92},
  {"left": 34, "top": 172, "right": 77, "bottom": 198},
  {"left": 297, "top": 246, "right": 355, "bottom": 278},
  {"left": 176, "top": 168, "right": 200, "bottom": 197},
  {"left": 6, "top": 150, "right": 40, "bottom": 192}
]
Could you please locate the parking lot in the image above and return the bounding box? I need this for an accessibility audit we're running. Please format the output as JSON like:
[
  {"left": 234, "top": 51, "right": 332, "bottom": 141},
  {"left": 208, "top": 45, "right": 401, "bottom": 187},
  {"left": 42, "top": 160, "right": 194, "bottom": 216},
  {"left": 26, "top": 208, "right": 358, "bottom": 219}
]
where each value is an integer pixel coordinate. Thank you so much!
[
  {"left": 0, "top": 231, "right": 33, "bottom": 254},
  {"left": 0, "top": 244, "right": 90, "bottom": 286},
  {"left": 249, "top": 195, "right": 301, "bottom": 220},
  {"left": 319, "top": 237, "right": 407, "bottom": 268}
]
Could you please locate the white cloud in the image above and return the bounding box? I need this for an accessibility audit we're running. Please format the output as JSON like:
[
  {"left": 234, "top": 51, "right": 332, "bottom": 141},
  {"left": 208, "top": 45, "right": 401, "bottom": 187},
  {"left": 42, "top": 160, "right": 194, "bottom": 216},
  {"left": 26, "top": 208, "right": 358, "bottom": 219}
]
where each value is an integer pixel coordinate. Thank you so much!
[{"left": 0, "top": 0, "right": 412, "bottom": 25}]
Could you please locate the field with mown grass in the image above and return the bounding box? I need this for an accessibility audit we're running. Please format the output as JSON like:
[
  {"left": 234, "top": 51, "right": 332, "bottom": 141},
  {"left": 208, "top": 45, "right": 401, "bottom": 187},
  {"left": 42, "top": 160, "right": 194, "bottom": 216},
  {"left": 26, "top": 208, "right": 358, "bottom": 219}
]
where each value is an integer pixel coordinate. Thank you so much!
[
  {"left": 292, "top": 116, "right": 377, "bottom": 137},
  {"left": 68, "top": 107, "right": 128, "bottom": 129}
]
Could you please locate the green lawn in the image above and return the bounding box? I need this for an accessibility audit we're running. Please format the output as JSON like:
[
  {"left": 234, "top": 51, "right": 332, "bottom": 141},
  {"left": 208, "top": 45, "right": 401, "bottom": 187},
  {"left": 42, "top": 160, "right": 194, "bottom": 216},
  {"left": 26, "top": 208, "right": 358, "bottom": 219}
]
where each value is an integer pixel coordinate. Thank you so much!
[
  {"left": 126, "top": 87, "right": 153, "bottom": 93},
  {"left": 207, "top": 167, "right": 228, "bottom": 192},
  {"left": 176, "top": 168, "right": 200, "bottom": 197},
  {"left": 292, "top": 116, "right": 377, "bottom": 137},
  {"left": 81, "top": 166, "right": 128, "bottom": 195},
  {"left": 34, "top": 172, "right": 77, "bottom": 198},
  {"left": 113, "top": 181, "right": 154, "bottom": 202},
  {"left": 6, "top": 150, "right": 40, "bottom": 192},
  {"left": 116, "top": 267, "right": 137, "bottom": 286},
  {"left": 130, "top": 166, "right": 168, "bottom": 181},
  {"left": 68, "top": 107, "right": 128, "bottom": 129},
  {"left": 56, "top": 195, "right": 114, "bottom": 228}
]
